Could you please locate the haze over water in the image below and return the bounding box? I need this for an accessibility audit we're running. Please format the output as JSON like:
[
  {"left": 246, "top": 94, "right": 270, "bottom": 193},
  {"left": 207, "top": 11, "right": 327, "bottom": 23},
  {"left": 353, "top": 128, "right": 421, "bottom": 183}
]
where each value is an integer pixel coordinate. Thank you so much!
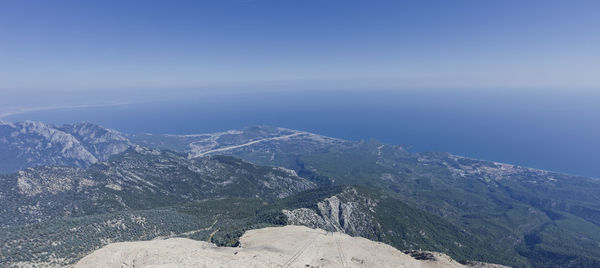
[
  {"left": 4, "top": 88, "right": 599, "bottom": 178},
  {"left": 2, "top": 1, "right": 599, "bottom": 177}
]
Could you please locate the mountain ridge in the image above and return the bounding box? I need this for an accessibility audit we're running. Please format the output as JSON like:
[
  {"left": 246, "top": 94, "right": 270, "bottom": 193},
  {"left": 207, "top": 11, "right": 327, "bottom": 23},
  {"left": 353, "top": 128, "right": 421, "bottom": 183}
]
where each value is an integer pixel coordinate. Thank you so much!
[
  {"left": 2, "top": 121, "right": 600, "bottom": 267},
  {"left": 0, "top": 121, "right": 132, "bottom": 173},
  {"left": 0, "top": 145, "right": 315, "bottom": 227}
]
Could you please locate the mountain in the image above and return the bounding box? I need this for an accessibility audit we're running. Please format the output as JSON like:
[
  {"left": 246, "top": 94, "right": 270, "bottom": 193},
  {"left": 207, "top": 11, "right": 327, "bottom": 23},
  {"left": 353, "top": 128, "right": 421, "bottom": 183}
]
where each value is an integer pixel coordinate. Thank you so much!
[
  {"left": 0, "top": 146, "right": 314, "bottom": 227},
  {"left": 75, "top": 225, "right": 508, "bottom": 268},
  {"left": 3, "top": 123, "right": 600, "bottom": 267},
  {"left": 0, "top": 121, "right": 132, "bottom": 173},
  {"left": 294, "top": 143, "right": 600, "bottom": 267},
  {"left": 0, "top": 184, "right": 505, "bottom": 267},
  {"left": 133, "top": 126, "right": 600, "bottom": 267},
  {"left": 56, "top": 122, "right": 132, "bottom": 161}
]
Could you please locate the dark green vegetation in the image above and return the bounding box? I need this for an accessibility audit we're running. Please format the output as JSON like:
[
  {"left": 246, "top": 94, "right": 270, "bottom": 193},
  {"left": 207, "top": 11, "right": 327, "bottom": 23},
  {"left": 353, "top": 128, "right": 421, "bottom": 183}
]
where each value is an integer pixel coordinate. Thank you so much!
[
  {"left": 2, "top": 124, "right": 600, "bottom": 267},
  {"left": 0, "top": 198, "right": 281, "bottom": 265},
  {"left": 283, "top": 186, "right": 527, "bottom": 265},
  {"left": 0, "top": 186, "right": 503, "bottom": 266},
  {"left": 0, "top": 146, "right": 314, "bottom": 228},
  {"left": 275, "top": 142, "right": 600, "bottom": 267},
  {"left": 162, "top": 127, "right": 600, "bottom": 268}
]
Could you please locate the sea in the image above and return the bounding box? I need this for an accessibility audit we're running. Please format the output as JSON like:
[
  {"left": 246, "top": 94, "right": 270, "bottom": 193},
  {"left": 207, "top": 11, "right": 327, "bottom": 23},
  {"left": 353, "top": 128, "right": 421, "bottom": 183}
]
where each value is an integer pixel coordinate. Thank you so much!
[{"left": 4, "top": 88, "right": 599, "bottom": 178}]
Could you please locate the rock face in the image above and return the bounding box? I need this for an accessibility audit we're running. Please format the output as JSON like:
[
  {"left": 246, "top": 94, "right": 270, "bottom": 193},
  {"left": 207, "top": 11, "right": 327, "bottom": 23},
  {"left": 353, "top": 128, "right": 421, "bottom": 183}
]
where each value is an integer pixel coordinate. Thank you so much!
[
  {"left": 57, "top": 122, "right": 131, "bottom": 161},
  {"left": 0, "top": 121, "right": 132, "bottom": 173},
  {"left": 283, "top": 187, "right": 379, "bottom": 237},
  {"left": 75, "top": 225, "right": 507, "bottom": 268}
]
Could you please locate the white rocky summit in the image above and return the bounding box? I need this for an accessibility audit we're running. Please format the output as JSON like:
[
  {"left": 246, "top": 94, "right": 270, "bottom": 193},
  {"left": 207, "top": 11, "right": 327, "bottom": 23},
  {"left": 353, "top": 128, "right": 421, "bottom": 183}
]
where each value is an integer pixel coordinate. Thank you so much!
[{"left": 75, "top": 225, "right": 508, "bottom": 268}]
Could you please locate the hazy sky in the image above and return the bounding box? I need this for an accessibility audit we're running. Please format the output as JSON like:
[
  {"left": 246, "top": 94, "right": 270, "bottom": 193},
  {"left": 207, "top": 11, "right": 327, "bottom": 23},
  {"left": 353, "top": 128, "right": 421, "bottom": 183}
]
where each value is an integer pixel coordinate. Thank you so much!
[{"left": 1, "top": 0, "right": 599, "bottom": 91}]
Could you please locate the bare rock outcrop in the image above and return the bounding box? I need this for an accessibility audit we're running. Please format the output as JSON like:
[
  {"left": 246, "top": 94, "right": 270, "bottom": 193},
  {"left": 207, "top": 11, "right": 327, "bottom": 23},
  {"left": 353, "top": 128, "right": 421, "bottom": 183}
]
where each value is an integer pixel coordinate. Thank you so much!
[
  {"left": 75, "top": 225, "right": 507, "bottom": 268},
  {"left": 283, "top": 187, "right": 379, "bottom": 237}
]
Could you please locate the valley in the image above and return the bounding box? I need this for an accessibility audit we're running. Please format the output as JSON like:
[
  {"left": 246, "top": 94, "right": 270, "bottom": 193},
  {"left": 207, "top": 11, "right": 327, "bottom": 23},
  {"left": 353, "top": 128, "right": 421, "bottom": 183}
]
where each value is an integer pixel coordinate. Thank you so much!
[{"left": 1, "top": 122, "right": 600, "bottom": 267}]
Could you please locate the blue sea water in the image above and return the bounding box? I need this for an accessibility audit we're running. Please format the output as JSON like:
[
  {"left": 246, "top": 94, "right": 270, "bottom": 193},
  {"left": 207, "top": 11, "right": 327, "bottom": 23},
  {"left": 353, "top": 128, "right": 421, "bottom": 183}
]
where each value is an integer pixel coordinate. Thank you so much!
[{"left": 5, "top": 89, "right": 600, "bottom": 178}]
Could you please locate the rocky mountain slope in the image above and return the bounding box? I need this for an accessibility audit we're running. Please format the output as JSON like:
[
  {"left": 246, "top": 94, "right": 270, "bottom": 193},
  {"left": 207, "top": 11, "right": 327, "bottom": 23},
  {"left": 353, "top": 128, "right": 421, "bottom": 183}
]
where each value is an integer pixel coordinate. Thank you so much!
[
  {"left": 283, "top": 187, "right": 379, "bottom": 236},
  {"left": 133, "top": 126, "right": 600, "bottom": 267},
  {"left": 278, "top": 186, "right": 513, "bottom": 265},
  {"left": 0, "top": 185, "right": 501, "bottom": 267},
  {"left": 75, "top": 225, "right": 508, "bottom": 268},
  {"left": 0, "top": 146, "right": 314, "bottom": 227},
  {"left": 285, "top": 143, "right": 600, "bottom": 267},
  {"left": 3, "top": 123, "right": 600, "bottom": 267},
  {"left": 0, "top": 121, "right": 131, "bottom": 173}
]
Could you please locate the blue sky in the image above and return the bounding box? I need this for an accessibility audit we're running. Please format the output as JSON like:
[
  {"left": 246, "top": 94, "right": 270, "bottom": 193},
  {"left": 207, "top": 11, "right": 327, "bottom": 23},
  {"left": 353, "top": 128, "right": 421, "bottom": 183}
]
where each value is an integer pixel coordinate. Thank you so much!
[{"left": 1, "top": 0, "right": 599, "bottom": 91}]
